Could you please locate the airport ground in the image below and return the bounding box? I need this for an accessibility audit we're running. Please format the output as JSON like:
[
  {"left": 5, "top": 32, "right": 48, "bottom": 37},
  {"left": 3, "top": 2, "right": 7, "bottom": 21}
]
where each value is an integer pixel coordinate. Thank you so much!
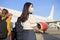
[{"left": 36, "top": 27, "right": 60, "bottom": 40}]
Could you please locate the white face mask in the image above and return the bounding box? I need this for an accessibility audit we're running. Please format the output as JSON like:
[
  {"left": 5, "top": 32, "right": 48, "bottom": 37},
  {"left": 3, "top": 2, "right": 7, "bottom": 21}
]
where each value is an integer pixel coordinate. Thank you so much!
[{"left": 29, "top": 5, "right": 33, "bottom": 13}]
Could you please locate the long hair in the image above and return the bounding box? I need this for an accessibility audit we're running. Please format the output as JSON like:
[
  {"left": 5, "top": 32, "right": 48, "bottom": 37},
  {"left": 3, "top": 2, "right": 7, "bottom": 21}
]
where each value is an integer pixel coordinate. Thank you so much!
[{"left": 18, "top": 2, "right": 33, "bottom": 22}]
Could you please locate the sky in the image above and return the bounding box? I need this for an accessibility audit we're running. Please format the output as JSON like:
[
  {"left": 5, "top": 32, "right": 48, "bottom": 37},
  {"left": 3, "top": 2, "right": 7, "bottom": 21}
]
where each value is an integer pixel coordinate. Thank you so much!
[{"left": 0, "top": 0, "right": 60, "bottom": 20}]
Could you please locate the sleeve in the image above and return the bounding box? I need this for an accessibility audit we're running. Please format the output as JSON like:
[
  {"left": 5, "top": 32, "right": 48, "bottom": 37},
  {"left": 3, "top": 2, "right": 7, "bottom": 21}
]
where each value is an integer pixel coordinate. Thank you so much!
[
  {"left": 28, "top": 14, "right": 37, "bottom": 27},
  {"left": 6, "top": 17, "right": 11, "bottom": 36}
]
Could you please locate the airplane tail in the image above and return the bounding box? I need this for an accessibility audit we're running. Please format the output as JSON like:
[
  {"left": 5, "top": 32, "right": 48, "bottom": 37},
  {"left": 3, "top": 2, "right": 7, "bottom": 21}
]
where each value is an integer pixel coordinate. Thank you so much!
[{"left": 47, "top": 5, "right": 54, "bottom": 20}]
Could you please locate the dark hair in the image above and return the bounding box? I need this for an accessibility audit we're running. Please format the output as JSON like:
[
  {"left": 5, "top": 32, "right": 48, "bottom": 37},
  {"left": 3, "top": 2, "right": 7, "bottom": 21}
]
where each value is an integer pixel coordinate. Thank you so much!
[
  {"left": 18, "top": 2, "right": 33, "bottom": 22},
  {"left": 2, "top": 9, "right": 8, "bottom": 14}
]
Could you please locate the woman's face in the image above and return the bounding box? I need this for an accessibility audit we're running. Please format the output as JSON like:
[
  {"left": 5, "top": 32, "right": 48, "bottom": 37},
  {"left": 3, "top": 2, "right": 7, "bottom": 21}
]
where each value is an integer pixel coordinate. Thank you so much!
[{"left": 29, "top": 4, "right": 33, "bottom": 13}]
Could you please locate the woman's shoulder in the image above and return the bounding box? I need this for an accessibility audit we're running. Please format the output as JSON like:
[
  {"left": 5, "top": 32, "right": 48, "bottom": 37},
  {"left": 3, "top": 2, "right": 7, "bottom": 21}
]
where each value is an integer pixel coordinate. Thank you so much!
[
  {"left": 18, "top": 17, "right": 21, "bottom": 19},
  {"left": 6, "top": 17, "right": 11, "bottom": 20},
  {"left": 17, "top": 17, "right": 21, "bottom": 22}
]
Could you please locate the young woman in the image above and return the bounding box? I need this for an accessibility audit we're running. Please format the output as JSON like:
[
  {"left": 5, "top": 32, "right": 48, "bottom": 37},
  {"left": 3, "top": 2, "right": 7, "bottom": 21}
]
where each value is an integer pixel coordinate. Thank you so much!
[{"left": 17, "top": 2, "right": 43, "bottom": 40}]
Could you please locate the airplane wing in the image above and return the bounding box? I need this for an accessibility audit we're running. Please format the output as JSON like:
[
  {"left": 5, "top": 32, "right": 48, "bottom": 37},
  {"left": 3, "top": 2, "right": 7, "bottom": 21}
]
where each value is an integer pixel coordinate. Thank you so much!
[{"left": 0, "top": 5, "right": 54, "bottom": 23}]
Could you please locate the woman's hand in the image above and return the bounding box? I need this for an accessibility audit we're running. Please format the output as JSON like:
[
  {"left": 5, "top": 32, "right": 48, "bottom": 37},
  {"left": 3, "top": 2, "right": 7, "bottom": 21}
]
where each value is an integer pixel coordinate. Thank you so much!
[
  {"left": 38, "top": 29, "right": 44, "bottom": 33},
  {"left": 33, "top": 26, "right": 44, "bottom": 33}
]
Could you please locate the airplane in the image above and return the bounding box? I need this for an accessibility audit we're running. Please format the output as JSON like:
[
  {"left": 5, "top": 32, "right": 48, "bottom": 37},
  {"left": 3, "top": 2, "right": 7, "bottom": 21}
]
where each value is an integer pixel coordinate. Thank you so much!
[{"left": 0, "top": 5, "right": 60, "bottom": 32}]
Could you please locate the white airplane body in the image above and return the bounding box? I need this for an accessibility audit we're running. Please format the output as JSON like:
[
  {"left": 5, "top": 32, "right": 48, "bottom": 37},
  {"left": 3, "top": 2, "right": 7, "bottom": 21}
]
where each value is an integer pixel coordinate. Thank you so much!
[{"left": 0, "top": 5, "right": 60, "bottom": 29}]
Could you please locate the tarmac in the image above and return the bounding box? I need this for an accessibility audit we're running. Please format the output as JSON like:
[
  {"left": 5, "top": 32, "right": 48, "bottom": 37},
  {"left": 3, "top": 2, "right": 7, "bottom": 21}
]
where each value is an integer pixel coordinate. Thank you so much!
[{"left": 36, "top": 27, "right": 60, "bottom": 40}]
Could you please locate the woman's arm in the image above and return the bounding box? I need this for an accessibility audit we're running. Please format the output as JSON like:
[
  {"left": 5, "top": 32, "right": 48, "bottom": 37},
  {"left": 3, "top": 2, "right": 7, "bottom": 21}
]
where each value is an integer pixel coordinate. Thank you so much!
[{"left": 33, "top": 26, "right": 40, "bottom": 31}]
